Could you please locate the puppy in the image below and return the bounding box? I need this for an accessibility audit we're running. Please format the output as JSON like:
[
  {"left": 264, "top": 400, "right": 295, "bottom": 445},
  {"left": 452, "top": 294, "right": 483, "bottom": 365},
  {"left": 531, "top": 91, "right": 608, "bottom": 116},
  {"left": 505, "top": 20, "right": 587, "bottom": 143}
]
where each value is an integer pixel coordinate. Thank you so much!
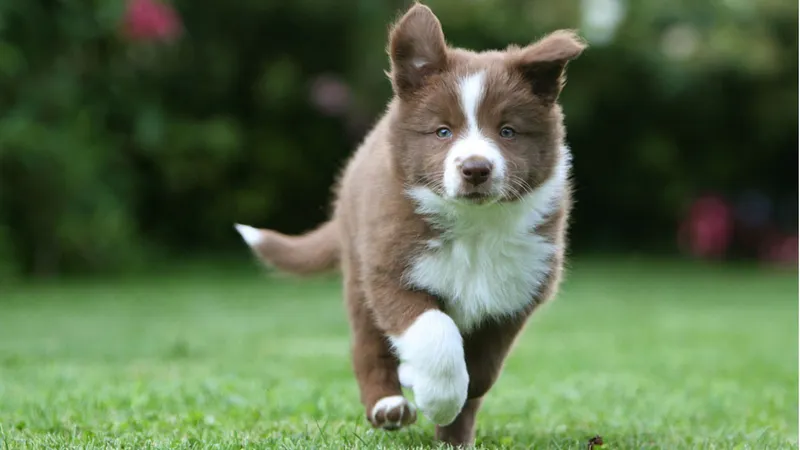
[{"left": 235, "top": 2, "right": 585, "bottom": 446}]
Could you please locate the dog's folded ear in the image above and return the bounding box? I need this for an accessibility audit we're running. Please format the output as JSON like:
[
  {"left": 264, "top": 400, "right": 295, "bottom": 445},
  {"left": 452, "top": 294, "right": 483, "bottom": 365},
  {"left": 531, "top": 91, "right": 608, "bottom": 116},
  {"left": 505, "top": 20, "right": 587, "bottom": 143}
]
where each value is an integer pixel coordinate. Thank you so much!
[
  {"left": 388, "top": 3, "right": 448, "bottom": 100},
  {"left": 511, "top": 30, "right": 587, "bottom": 105}
]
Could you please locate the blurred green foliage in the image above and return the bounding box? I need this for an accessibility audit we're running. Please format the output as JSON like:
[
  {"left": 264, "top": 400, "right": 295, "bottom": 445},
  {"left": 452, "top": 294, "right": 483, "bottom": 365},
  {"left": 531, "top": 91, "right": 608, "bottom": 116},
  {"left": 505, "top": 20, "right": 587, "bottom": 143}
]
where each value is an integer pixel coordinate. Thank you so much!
[{"left": 0, "top": 0, "right": 796, "bottom": 277}]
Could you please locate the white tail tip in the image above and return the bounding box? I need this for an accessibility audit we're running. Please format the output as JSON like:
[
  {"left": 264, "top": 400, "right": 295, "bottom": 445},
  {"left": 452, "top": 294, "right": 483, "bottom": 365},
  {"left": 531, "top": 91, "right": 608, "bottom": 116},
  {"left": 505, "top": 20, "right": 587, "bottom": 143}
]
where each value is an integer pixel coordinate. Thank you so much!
[{"left": 234, "top": 223, "right": 264, "bottom": 246}]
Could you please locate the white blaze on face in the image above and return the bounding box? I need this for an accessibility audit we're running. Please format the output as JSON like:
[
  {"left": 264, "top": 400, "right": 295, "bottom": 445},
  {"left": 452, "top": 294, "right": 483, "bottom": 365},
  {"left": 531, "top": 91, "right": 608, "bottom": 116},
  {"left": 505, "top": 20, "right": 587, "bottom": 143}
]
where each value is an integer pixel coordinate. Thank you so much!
[{"left": 442, "top": 71, "right": 507, "bottom": 198}]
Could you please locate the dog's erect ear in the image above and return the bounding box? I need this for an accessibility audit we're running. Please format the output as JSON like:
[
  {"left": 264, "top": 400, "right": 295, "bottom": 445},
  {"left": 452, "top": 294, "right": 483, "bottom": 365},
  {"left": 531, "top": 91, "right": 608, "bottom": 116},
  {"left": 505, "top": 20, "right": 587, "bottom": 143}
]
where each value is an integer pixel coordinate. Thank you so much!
[
  {"left": 512, "top": 30, "right": 587, "bottom": 105},
  {"left": 388, "top": 3, "right": 448, "bottom": 99}
]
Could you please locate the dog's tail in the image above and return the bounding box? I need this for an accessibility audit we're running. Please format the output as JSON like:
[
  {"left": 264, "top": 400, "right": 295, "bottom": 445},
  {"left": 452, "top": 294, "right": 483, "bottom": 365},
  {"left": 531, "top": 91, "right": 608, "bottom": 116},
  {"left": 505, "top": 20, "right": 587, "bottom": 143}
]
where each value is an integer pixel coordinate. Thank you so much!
[{"left": 234, "top": 219, "right": 340, "bottom": 275}]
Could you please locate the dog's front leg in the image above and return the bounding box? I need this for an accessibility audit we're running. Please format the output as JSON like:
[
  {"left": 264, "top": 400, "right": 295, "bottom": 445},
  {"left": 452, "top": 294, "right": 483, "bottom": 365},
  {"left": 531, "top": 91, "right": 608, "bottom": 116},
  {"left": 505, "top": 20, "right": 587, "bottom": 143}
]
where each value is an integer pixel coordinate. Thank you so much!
[
  {"left": 390, "top": 308, "right": 469, "bottom": 426},
  {"left": 434, "top": 313, "right": 532, "bottom": 446},
  {"left": 435, "top": 262, "right": 563, "bottom": 447},
  {"left": 364, "top": 276, "right": 469, "bottom": 427}
]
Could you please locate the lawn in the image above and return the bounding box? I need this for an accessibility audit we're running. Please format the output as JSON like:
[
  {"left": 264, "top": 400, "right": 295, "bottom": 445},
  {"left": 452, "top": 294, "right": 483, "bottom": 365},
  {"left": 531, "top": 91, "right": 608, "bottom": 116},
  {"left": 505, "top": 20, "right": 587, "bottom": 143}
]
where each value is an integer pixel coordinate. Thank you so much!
[{"left": 0, "top": 258, "right": 796, "bottom": 449}]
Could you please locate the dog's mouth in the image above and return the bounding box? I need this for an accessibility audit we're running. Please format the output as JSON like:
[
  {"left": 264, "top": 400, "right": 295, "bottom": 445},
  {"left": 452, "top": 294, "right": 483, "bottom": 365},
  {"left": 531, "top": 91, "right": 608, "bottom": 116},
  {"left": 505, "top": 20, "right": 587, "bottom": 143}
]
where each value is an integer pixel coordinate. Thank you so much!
[
  {"left": 447, "top": 180, "right": 505, "bottom": 204},
  {"left": 456, "top": 191, "right": 496, "bottom": 204}
]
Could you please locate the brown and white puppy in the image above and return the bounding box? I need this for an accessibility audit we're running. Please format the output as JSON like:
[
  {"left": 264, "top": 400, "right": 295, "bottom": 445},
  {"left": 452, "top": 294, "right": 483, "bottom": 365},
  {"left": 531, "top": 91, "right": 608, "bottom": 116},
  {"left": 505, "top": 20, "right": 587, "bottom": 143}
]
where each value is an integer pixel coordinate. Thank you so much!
[{"left": 235, "top": 3, "right": 585, "bottom": 446}]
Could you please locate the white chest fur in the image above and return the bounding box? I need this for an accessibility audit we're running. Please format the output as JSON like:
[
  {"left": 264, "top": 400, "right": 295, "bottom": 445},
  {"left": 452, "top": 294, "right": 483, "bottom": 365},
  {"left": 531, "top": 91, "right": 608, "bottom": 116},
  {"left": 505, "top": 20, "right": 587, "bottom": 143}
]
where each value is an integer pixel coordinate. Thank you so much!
[
  {"left": 406, "top": 220, "right": 555, "bottom": 332},
  {"left": 404, "top": 147, "right": 570, "bottom": 333}
]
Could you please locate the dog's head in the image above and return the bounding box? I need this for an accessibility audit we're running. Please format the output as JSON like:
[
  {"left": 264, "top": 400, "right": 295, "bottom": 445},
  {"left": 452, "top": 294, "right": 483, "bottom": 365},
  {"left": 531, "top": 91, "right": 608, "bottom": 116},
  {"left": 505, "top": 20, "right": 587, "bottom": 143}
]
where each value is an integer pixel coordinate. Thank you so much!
[{"left": 387, "top": 3, "right": 585, "bottom": 205}]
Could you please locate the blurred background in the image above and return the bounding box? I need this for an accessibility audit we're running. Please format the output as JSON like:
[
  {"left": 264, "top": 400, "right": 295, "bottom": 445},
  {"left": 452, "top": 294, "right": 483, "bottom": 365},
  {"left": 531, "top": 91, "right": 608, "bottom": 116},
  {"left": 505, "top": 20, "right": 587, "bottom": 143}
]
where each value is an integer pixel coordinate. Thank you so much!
[{"left": 0, "top": 0, "right": 796, "bottom": 279}]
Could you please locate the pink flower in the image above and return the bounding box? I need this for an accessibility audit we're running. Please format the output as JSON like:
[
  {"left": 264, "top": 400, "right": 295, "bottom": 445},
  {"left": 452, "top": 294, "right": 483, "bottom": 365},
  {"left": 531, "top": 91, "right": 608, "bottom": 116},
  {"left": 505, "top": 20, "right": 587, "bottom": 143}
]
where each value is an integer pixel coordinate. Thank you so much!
[
  {"left": 678, "top": 195, "right": 733, "bottom": 259},
  {"left": 759, "top": 234, "right": 798, "bottom": 267},
  {"left": 123, "top": 0, "right": 182, "bottom": 42},
  {"left": 309, "top": 75, "right": 352, "bottom": 117}
]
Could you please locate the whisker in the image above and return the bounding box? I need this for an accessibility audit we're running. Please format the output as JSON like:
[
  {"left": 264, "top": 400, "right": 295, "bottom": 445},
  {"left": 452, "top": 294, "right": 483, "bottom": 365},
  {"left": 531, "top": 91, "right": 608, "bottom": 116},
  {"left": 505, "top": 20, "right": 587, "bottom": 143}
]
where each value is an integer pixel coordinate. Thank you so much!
[{"left": 504, "top": 176, "right": 532, "bottom": 202}]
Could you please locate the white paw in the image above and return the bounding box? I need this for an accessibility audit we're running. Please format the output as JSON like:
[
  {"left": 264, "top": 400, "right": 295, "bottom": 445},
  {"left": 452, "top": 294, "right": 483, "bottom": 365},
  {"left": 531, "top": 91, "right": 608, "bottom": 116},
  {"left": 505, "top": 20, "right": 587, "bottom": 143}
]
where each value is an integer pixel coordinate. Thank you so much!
[
  {"left": 398, "top": 363, "right": 415, "bottom": 389},
  {"left": 406, "top": 361, "right": 469, "bottom": 426},
  {"left": 370, "top": 395, "right": 417, "bottom": 430},
  {"left": 389, "top": 310, "right": 469, "bottom": 426}
]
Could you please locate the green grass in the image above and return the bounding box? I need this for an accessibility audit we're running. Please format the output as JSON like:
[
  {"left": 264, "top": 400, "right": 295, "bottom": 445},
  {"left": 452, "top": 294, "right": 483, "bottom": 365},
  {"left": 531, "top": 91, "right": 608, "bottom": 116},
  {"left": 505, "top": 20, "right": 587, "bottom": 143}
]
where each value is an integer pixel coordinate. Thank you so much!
[{"left": 0, "top": 258, "right": 796, "bottom": 449}]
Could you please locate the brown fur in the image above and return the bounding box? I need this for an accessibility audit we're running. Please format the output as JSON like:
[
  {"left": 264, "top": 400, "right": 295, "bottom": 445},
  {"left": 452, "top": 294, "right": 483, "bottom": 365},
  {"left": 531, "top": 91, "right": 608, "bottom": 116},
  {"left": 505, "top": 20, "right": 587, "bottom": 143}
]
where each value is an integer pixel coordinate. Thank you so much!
[
  {"left": 246, "top": 220, "right": 339, "bottom": 275},
  {"left": 238, "top": 3, "right": 585, "bottom": 446}
]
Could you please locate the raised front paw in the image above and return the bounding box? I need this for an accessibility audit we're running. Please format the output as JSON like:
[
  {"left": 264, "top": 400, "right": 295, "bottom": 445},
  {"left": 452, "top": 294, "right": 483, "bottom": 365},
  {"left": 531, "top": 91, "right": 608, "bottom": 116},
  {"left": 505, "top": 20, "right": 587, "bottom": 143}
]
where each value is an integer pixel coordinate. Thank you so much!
[
  {"left": 398, "top": 362, "right": 415, "bottom": 389},
  {"left": 390, "top": 310, "right": 469, "bottom": 426},
  {"left": 407, "top": 361, "right": 469, "bottom": 426}
]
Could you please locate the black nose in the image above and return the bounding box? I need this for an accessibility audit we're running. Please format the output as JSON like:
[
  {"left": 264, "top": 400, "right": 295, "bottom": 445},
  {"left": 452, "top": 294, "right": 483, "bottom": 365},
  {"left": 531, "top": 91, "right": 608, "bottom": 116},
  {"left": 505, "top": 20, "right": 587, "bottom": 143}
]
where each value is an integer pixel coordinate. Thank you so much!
[{"left": 460, "top": 157, "right": 492, "bottom": 185}]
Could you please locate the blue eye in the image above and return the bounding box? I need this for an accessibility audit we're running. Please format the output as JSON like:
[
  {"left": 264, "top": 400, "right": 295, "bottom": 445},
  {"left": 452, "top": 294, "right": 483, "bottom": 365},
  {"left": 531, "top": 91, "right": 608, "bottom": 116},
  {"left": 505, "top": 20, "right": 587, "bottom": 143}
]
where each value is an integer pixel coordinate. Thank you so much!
[
  {"left": 435, "top": 127, "right": 453, "bottom": 139},
  {"left": 500, "top": 127, "right": 516, "bottom": 139}
]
